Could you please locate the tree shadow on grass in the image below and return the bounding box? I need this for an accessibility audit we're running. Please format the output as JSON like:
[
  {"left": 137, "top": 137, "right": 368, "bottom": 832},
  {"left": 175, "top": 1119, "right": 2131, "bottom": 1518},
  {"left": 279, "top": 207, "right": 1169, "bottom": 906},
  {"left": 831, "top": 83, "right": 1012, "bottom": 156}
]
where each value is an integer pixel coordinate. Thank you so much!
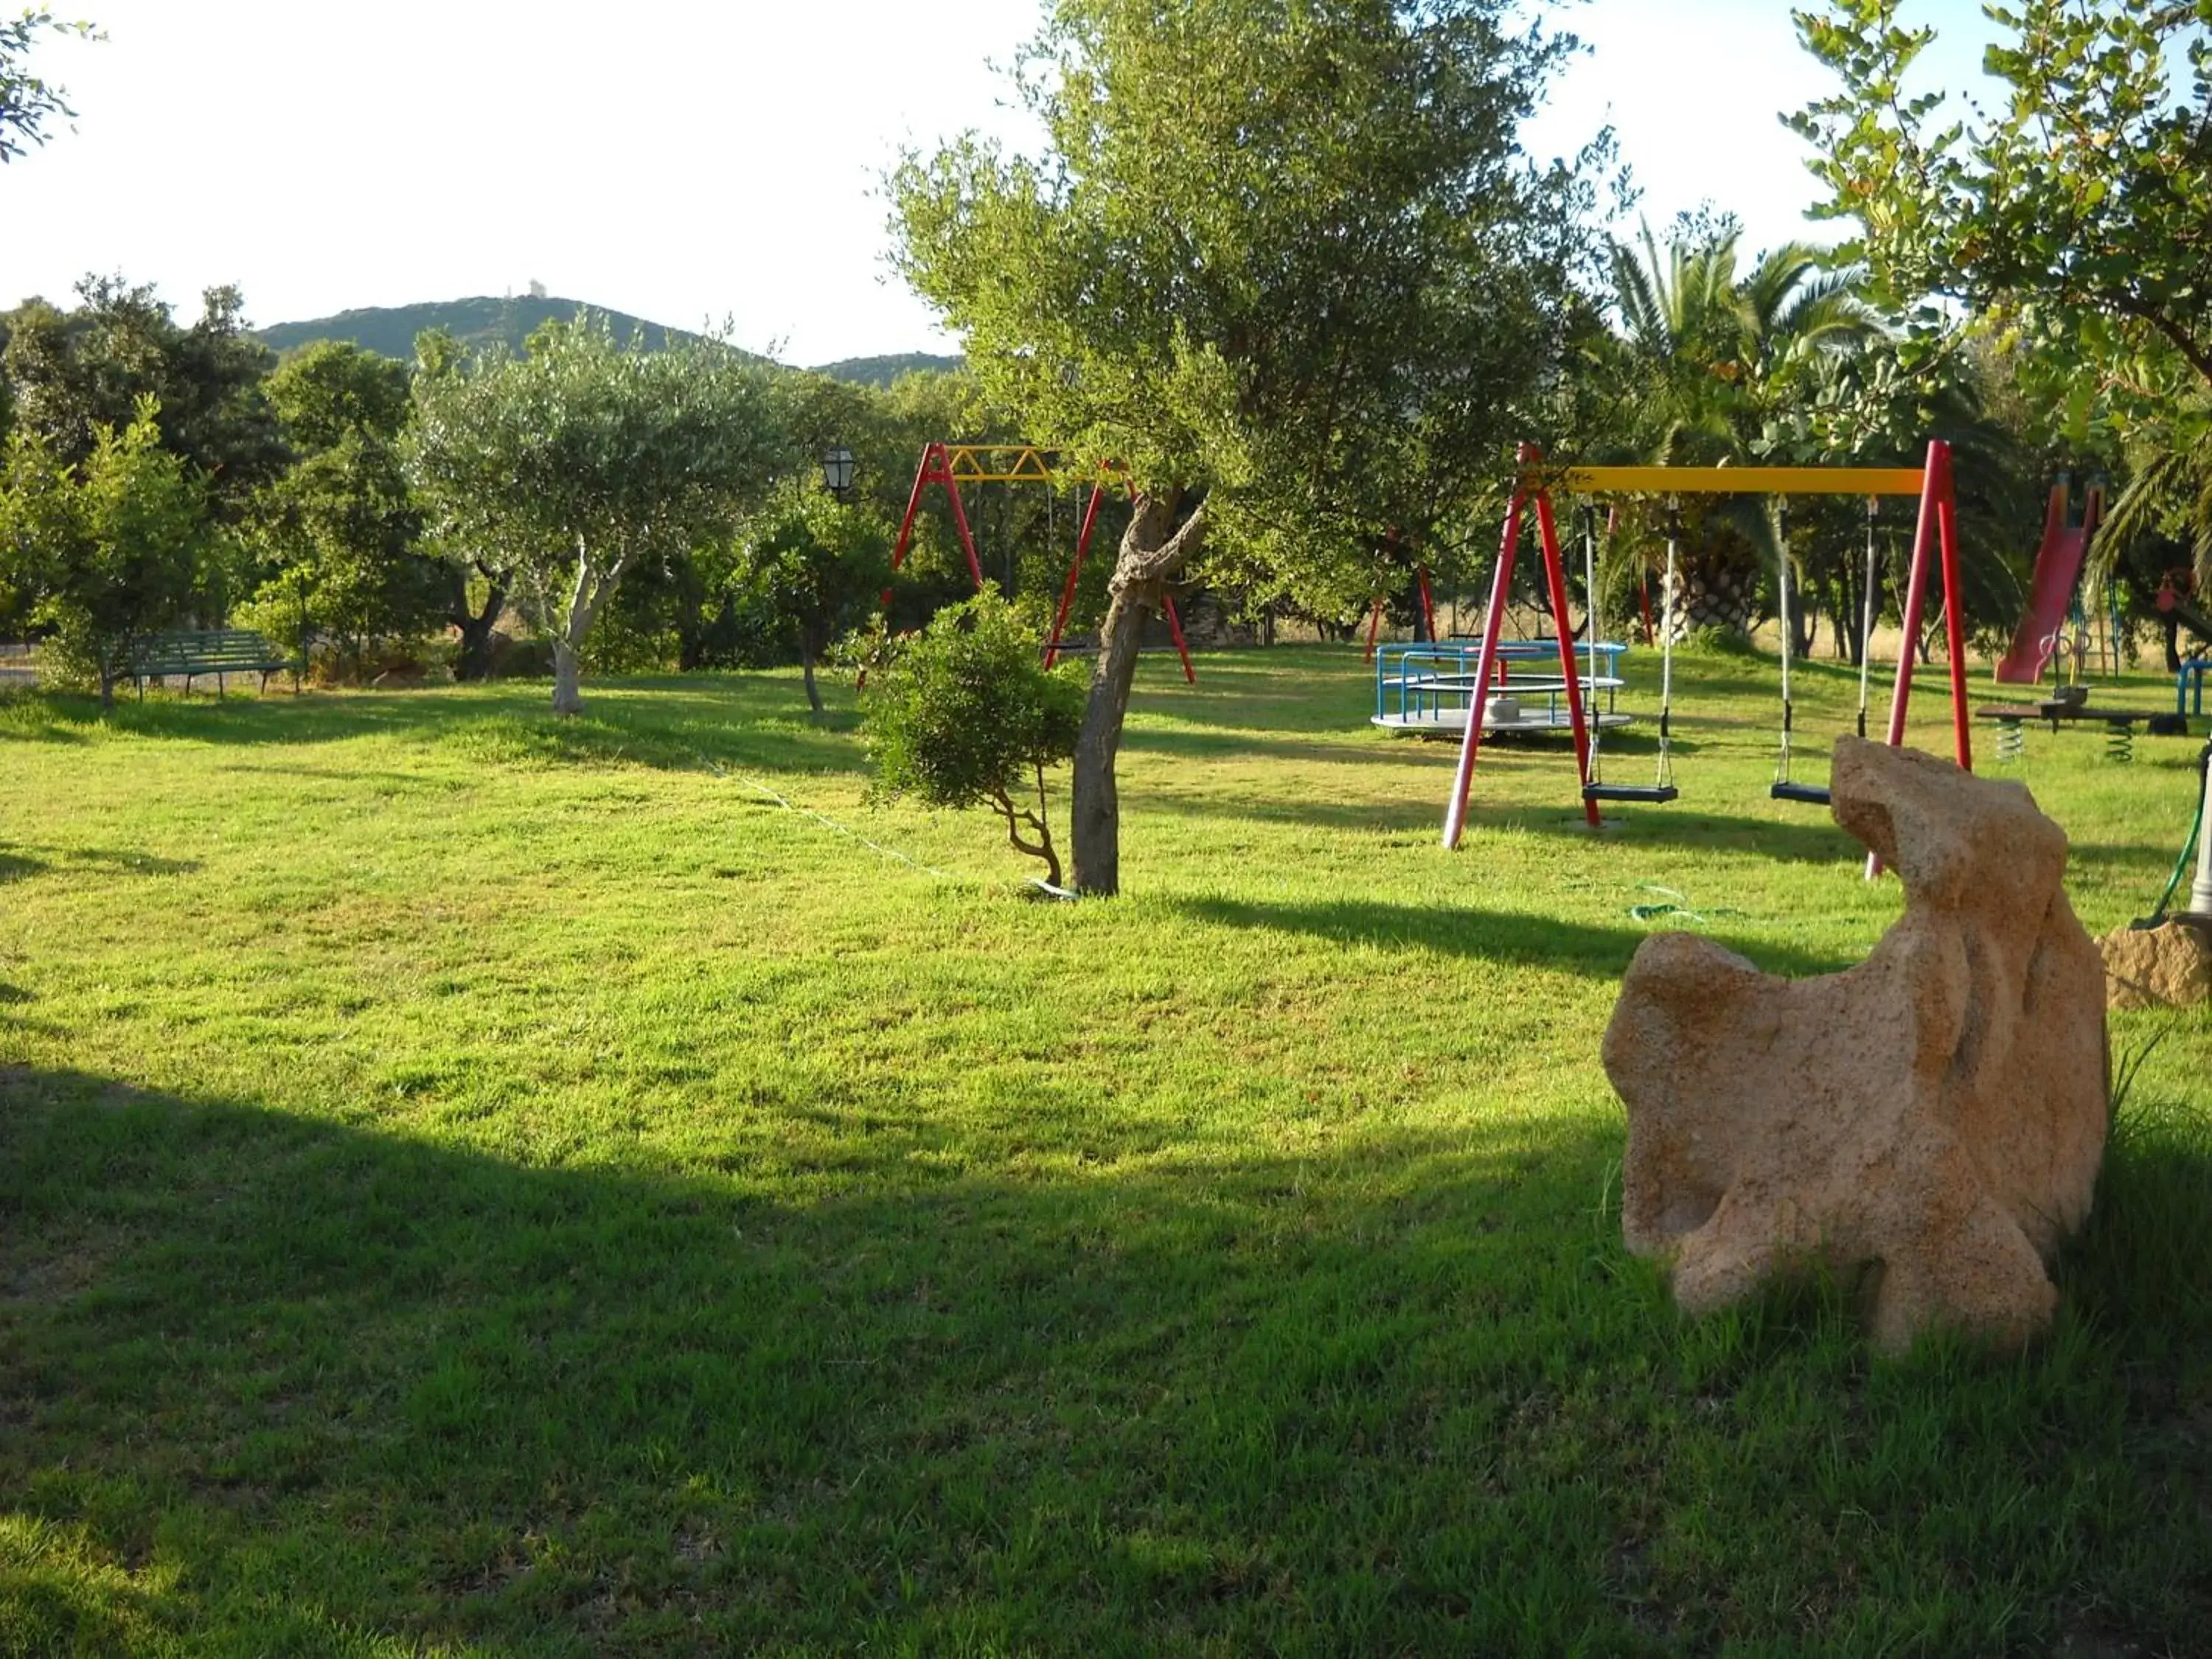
[
  {"left": 0, "top": 684, "right": 869, "bottom": 778},
  {"left": 0, "top": 1062, "right": 1658, "bottom": 1654},
  {"left": 1166, "top": 895, "right": 1862, "bottom": 980},
  {"left": 0, "top": 845, "right": 202, "bottom": 883},
  {"left": 1121, "top": 723, "right": 1456, "bottom": 768},
  {"left": 4, "top": 1063, "right": 2208, "bottom": 1653},
  {"left": 1137, "top": 781, "right": 1871, "bottom": 866}
]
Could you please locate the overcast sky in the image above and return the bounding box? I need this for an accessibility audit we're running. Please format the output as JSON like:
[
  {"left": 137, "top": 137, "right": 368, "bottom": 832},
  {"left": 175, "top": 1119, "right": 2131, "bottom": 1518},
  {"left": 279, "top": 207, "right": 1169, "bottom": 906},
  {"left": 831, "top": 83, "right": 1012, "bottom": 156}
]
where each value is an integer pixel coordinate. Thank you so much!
[{"left": 0, "top": 1, "right": 2004, "bottom": 366}]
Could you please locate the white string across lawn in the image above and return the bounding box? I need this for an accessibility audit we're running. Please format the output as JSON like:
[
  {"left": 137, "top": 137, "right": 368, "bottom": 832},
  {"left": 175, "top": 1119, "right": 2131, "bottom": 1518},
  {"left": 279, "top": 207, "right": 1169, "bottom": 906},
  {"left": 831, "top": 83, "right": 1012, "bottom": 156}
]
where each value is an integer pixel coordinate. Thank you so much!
[{"left": 709, "top": 762, "right": 955, "bottom": 880}]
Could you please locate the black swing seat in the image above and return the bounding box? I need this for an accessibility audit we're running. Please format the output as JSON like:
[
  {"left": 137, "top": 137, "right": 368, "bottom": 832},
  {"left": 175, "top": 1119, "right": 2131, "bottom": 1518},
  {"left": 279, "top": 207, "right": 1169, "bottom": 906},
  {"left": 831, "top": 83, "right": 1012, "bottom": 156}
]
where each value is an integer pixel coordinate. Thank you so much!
[
  {"left": 1770, "top": 782, "right": 1832, "bottom": 806},
  {"left": 1583, "top": 782, "right": 1680, "bottom": 805}
]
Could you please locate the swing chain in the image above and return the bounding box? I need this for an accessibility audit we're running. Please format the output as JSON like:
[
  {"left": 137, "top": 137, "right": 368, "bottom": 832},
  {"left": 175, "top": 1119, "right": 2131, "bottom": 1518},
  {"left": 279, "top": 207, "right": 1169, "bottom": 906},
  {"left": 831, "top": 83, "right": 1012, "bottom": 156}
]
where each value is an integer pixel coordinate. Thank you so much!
[
  {"left": 1581, "top": 503, "right": 1605, "bottom": 785},
  {"left": 1655, "top": 499, "right": 1680, "bottom": 789},
  {"left": 1775, "top": 501, "right": 1795, "bottom": 785}
]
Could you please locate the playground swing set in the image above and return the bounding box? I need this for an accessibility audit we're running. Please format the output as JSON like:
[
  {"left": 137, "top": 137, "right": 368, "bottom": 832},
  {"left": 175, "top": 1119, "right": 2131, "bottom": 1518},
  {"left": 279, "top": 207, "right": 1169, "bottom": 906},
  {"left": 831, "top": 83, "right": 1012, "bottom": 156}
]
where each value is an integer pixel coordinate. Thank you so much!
[
  {"left": 883, "top": 441, "right": 1197, "bottom": 684},
  {"left": 1441, "top": 440, "right": 1977, "bottom": 852}
]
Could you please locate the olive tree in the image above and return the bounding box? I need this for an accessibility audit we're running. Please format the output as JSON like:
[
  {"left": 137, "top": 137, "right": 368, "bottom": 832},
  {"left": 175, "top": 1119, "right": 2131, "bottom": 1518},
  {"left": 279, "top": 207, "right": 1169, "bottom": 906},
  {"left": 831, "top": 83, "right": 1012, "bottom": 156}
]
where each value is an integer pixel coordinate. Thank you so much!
[
  {"left": 860, "top": 593, "right": 1085, "bottom": 888},
  {"left": 891, "top": 0, "right": 1602, "bottom": 894},
  {"left": 407, "top": 317, "right": 782, "bottom": 714}
]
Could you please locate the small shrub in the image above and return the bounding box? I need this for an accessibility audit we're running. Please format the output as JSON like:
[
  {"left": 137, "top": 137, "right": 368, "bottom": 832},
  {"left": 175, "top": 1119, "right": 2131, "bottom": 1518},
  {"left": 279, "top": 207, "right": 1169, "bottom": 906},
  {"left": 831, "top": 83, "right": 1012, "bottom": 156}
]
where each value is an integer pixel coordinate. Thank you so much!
[
  {"left": 859, "top": 593, "right": 1086, "bottom": 888},
  {"left": 304, "top": 635, "right": 453, "bottom": 688},
  {"left": 486, "top": 636, "right": 555, "bottom": 680},
  {"left": 1680, "top": 624, "right": 1762, "bottom": 658}
]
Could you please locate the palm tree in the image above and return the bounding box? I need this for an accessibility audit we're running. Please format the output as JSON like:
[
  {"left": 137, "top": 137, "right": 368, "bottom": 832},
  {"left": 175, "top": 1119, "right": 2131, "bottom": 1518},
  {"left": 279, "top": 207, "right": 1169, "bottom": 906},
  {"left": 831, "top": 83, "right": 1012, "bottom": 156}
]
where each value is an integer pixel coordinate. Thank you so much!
[
  {"left": 2102, "top": 389, "right": 2212, "bottom": 591},
  {"left": 1596, "top": 220, "right": 1879, "bottom": 639}
]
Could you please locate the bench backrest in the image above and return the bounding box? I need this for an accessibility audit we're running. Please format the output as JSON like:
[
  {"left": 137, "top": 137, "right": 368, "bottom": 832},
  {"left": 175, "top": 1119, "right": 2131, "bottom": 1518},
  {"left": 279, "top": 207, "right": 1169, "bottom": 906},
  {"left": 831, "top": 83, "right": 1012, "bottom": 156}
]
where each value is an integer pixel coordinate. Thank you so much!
[{"left": 131, "top": 628, "right": 299, "bottom": 673}]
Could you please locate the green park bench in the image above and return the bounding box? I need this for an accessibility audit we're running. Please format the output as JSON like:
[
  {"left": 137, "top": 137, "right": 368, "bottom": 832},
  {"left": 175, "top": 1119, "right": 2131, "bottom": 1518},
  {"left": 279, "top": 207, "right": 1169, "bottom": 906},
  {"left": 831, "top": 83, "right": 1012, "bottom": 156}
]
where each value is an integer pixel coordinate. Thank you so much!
[{"left": 130, "top": 628, "right": 302, "bottom": 699}]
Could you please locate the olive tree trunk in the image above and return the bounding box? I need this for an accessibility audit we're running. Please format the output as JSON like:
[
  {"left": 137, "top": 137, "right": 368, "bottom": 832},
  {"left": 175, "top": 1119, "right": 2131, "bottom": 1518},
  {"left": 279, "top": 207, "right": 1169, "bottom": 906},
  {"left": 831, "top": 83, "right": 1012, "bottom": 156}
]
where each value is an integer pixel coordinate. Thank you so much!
[
  {"left": 548, "top": 535, "right": 627, "bottom": 717},
  {"left": 551, "top": 639, "right": 584, "bottom": 714},
  {"left": 1069, "top": 493, "right": 1206, "bottom": 896},
  {"left": 449, "top": 563, "right": 508, "bottom": 683},
  {"left": 799, "top": 619, "right": 830, "bottom": 716}
]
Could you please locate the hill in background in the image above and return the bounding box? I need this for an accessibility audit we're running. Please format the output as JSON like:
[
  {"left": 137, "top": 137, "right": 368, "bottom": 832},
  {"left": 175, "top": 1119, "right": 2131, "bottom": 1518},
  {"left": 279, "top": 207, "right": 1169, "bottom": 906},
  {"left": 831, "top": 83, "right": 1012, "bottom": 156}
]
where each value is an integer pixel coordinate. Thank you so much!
[
  {"left": 806, "top": 352, "right": 964, "bottom": 386},
  {"left": 253, "top": 296, "right": 704, "bottom": 362},
  {"left": 254, "top": 298, "right": 960, "bottom": 386}
]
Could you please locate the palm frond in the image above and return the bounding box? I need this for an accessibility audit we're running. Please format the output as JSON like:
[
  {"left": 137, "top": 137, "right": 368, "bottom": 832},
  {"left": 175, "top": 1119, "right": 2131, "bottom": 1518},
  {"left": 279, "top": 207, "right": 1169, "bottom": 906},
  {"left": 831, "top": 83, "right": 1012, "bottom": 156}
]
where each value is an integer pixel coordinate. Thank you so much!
[
  {"left": 1740, "top": 243, "right": 1829, "bottom": 335},
  {"left": 2103, "top": 437, "right": 2212, "bottom": 589}
]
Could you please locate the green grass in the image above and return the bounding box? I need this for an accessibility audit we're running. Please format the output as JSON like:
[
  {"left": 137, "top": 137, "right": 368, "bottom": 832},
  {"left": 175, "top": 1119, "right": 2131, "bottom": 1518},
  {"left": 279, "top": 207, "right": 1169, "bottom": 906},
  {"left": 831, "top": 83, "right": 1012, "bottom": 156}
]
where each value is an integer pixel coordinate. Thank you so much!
[{"left": 2, "top": 646, "right": 2208, "bottom": 1655}]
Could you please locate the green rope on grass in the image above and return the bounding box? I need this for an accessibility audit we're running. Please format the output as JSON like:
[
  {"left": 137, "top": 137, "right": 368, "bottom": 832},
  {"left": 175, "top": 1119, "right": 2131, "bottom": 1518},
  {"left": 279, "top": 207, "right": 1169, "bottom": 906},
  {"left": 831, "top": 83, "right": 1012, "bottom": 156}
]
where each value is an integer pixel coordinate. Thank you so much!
[
  {"left": 2144, "top": 745, "right": 2208, "bottom": 926},
  {"left": 1627, "top": 884, "right": 1747, "bottom": 925}
]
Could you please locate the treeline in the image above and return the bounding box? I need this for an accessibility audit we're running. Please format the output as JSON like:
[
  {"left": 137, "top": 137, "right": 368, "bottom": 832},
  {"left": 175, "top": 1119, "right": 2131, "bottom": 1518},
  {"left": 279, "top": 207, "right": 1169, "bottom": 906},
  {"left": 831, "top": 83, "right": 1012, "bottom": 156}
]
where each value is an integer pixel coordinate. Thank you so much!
[
  {"left": 0, "top": 277, "right": 1130, "bottom": 711},
  {"left": 3, "top": 236, "right": 2200, "bottom": 719}
]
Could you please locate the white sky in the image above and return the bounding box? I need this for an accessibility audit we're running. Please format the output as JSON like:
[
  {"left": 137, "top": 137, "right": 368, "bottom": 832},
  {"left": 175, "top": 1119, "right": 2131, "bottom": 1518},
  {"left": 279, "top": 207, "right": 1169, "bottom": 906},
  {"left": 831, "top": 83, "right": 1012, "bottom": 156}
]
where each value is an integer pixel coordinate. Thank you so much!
[{"left": 0, "top": 1, "right": 2005, "bottom": 366}]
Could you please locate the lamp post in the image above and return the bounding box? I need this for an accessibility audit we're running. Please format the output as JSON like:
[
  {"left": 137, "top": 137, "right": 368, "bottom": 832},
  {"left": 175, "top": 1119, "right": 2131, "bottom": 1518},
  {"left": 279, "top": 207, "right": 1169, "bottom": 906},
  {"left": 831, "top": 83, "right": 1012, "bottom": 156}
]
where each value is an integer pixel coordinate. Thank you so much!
[{"left": 820, "top": 445, "right": 855, "bottom": 500}]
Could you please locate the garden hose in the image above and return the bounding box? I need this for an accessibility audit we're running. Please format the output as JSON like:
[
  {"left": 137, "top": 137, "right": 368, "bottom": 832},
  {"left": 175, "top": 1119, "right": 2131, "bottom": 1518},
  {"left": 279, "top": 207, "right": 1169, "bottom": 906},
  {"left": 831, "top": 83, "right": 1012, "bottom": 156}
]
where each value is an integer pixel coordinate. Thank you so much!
[{"left": 2139, "top": 740, "right": 2210, "bottom": 928}]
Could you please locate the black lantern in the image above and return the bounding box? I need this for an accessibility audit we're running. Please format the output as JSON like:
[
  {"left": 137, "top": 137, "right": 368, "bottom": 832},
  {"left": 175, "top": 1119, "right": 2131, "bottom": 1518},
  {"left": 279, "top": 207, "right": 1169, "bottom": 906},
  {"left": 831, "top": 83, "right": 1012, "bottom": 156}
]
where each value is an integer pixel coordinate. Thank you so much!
[{"left": 821, "top": 445, "right": 856, "bottom": 498}]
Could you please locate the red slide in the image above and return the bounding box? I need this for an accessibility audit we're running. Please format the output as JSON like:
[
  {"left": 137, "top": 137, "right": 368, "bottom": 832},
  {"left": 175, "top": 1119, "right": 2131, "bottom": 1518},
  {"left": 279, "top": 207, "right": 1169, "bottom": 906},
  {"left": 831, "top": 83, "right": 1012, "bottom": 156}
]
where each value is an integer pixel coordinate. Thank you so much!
[{"left": 1994, "top": 479, "right": 2104, "bottom": 685}]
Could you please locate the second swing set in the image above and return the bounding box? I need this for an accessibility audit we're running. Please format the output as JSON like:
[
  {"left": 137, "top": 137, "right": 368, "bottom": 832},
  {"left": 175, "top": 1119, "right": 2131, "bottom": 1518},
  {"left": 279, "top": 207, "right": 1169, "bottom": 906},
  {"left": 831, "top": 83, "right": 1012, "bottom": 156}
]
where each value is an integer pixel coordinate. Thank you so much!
[{"left": 1441, "top": 442, "right": 1976, "bottom": 850}]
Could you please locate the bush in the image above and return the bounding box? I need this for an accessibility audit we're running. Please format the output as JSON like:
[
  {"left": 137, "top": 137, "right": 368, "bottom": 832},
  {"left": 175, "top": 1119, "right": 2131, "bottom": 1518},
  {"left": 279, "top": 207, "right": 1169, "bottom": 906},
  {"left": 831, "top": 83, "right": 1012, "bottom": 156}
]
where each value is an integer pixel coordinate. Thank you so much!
[
  {"left": 305, "top": 635, "right": 453, "bottom": 688},
  {"left": 1681, "top": 623, "right": 1763, "bottom": 658},
  {"left": 486, "top": 636, "right": 556, "bottom": 680},
  {"left": 859, "top": 592, "right": 1086, "bottom": 888}
]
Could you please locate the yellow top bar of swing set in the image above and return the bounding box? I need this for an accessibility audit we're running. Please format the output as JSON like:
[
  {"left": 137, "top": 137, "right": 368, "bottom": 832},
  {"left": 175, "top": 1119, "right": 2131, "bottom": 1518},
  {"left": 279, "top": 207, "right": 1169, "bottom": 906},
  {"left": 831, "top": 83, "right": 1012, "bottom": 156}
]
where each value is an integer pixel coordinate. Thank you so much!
[
  {"left": 1535, "top": 465, "right": 1927, "bottom": 497},
  {"left": 942, "top": 445, "right": 1125, "bottom": 486},
  {"left": 937, "top": 451, "right": 1930, "bottom": 494}
]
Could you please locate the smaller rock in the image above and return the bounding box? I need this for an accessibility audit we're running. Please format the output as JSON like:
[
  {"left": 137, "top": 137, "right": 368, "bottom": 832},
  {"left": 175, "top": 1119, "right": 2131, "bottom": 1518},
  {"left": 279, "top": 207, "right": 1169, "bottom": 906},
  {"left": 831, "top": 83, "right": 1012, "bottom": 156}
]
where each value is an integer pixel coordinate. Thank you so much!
[{"left": 2098, "top": 918, "right": 2212, "bottom": 1010}]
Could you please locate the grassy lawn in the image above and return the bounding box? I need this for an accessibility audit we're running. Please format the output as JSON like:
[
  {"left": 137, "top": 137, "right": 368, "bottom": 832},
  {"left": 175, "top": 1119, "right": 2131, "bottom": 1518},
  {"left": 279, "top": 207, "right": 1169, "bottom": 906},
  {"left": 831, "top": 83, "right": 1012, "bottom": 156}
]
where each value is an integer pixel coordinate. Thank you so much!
[{"left": 4, "top": 644, "right": 2208, "bottom": 1655}]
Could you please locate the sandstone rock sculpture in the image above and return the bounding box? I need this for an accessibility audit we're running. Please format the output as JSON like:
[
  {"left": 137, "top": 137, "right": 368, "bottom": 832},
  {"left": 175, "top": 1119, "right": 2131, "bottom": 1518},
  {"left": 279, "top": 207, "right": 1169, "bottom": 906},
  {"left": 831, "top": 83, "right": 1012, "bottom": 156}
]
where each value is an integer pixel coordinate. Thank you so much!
[
  {"left": 1601, "top": 737, "right": 2109, "bottom": 1353},
  {"left": 2098, "top": 917, "right": 2212, "bottom": 1010}
]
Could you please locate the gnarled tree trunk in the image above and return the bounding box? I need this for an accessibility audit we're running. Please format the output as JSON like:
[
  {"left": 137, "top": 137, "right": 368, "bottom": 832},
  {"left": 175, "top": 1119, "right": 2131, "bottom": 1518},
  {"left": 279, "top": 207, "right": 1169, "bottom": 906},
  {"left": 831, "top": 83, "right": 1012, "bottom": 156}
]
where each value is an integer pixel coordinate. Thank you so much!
[
  {"left": 1069, "top": 492, "right": 1206, "bottom": 896},
  {"left": 449, "top": 565, "right": 507, "bottom": 684}
]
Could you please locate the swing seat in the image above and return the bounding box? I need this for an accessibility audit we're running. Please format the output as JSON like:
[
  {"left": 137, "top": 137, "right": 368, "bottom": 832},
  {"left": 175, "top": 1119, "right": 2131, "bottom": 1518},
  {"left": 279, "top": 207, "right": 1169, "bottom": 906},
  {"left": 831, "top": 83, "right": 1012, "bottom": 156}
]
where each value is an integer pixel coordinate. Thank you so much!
[
  {"left": 1770, "top": 782, "right": 1832, "bottom": 807},
  {"left": 1583, "top": 782, "right": 1679, "bottom": 805}
]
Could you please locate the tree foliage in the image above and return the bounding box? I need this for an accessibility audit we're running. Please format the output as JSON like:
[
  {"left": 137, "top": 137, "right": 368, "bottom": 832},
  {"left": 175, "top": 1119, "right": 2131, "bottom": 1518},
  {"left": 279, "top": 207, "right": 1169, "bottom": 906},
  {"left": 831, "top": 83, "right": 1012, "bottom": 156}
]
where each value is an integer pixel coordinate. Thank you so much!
[
  {"left": 1790, "top": 0, "right": 2212, "bottom": 579},
  {"left": 0, "top": 7, "right": 97, "bottom": 164},
  {"left": 406, "top": 318, "right": 783, "bottom": 714},
  {"left": 0, "top": 278, "right": 284, "bottom": 522},
  {"left": 891, "top": 0, "right": 1603, "bottom": 892},
  {"left": 241, "top": 342, "right": 441, "bottom": 679},
  {"left": 0, "top": 399, "right": 209, "bottom": 706},
  {"left": 860, "top": 591, "right": 1085, "bottom": 887},
  {"left": 1581, "top": 212, "right": 2031, "bottom": 657},
  {"left": 740, "top": 481, "right": 893, "bottom": 714}
]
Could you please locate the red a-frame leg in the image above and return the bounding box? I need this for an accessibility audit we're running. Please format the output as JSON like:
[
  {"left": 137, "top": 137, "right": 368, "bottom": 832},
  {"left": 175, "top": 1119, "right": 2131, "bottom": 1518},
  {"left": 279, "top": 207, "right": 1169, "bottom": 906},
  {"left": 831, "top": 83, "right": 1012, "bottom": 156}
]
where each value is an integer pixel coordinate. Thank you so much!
[
  {"left": 1040, "top": 483, "right": 1196, "bottom": 684},
  {"left": 1443, "top": 486, "right": 1528, "bottom": 849},
  {"left": 1044, "top": 484, "right": 1106, "bottom": 669},
  {"left": 1868, "top": 438, "right": 1969, "bottom": 877},
  {"left": 1532, "top": 488, "right": 1601, "bottom": 827},
  {"left": 885, "top": 441, "right": 988, "bottom": 597},
  {"left": 1161, "top": 594, "right": 1197, "bottom": 684}
]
